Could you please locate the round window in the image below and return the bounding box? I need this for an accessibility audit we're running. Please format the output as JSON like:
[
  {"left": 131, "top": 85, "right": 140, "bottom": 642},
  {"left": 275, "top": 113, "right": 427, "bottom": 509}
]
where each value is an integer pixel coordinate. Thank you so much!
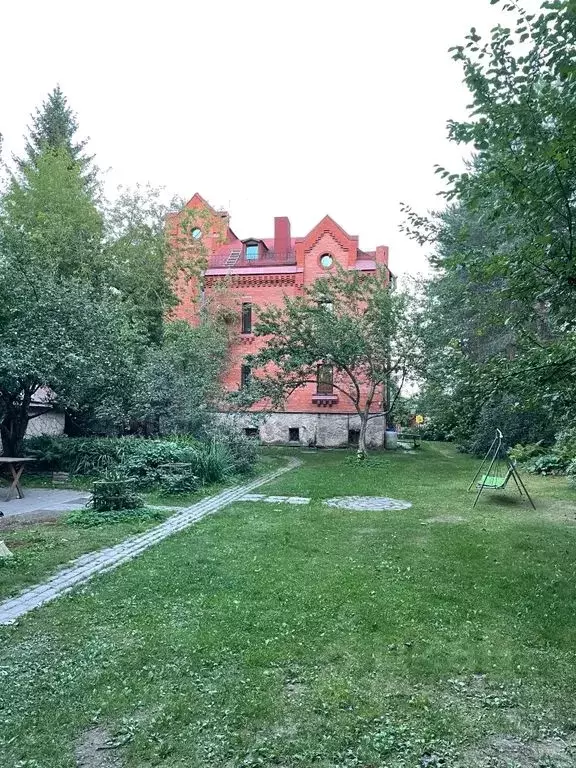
[
  {"left": 320, "top": 253, "right": 334, "bottom": 269},
  {"left": 191, "top": 227, "right": 202, "bottom": 240}
]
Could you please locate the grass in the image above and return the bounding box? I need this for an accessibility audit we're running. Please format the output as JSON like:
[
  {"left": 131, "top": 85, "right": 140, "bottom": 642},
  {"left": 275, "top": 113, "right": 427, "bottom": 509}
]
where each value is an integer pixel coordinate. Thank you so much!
[
  {"left": 1, "top": 443, "right": 576, "bottom": 766},
  {"left": 0, "top": 508, "right": 173, "bottom": 602}
]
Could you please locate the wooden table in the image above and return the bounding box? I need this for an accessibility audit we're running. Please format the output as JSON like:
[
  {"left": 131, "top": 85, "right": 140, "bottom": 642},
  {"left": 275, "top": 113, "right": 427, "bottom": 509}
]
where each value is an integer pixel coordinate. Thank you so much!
[{"left": 0, "top": 457, "right": 36, "bottom": 502}]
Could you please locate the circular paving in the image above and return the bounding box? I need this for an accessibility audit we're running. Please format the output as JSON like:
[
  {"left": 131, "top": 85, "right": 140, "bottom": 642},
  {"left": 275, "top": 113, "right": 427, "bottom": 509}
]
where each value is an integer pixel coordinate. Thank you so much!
[{"left": 323, "top": 496, "right": 412, "bottom": 511}]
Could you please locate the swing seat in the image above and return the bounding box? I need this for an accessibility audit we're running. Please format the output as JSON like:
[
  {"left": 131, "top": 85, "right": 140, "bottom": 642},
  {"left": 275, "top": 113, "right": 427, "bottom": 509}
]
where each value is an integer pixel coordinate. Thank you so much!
[
  {"left": 478, "top": 465, "right": 514, "bottom": 490},
  {"left": 479, "top": 474, "right": 509, "bottom": 489}
]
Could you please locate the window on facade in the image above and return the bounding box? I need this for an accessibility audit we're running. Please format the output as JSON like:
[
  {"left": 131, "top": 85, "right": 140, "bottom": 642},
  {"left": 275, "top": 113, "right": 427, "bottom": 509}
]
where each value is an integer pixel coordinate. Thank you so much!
[
  {"left": 320, "top": 253, "right": 334, "bottom": 269},
  {"left": 245, "top": 243, "right": 259, "bottom": 260},
  {"left": 241, "top": 364, "right": 251, "bottom": 389},
  {"left": 244, "top": 427, "right": 259, "bottom": 439},
  {"left": 288, "top": 427, "right": 300, "bottom": 442},
  {"left": 318, "top": 300, "right": 333, "bottom": 312},
  {"left": 191, "top": 227, "right": 202, "bottom": 240},
  {"left": 241, "top": 302, "right": 252, "bottom": 334},
  {"left": 317, "top": 364, "right": 334, "bottom": 395}
]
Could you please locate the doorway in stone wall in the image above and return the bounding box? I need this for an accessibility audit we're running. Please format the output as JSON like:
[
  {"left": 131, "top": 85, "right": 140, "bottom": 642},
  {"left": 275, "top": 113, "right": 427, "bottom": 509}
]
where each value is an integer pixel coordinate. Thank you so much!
[{"left": 348, "top": 429, "right": 360, "bottom": 447}]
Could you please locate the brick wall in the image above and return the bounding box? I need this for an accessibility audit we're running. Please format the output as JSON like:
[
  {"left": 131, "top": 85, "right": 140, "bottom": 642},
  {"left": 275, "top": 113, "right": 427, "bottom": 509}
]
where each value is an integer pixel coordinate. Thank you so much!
[{"left": 171, "top": 195, "right": 388, "bottom": 422}]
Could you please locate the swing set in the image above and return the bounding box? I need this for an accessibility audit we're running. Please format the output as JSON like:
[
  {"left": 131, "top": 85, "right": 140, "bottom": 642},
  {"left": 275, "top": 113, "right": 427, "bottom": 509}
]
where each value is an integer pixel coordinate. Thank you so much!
[{"left": 468, "top": 429, "right": 536, "bottom": 509}]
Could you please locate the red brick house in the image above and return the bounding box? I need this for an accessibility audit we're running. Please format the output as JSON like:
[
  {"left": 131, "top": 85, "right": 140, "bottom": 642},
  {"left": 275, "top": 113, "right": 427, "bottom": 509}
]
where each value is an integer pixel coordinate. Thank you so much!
[{"left": 169, "top": 193, "right": 392, "bottom": 448}]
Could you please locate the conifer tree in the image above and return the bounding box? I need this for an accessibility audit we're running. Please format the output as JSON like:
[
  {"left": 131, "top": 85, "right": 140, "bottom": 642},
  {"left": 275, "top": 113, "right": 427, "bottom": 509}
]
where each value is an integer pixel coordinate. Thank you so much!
[{"left": 15, "top": 85, "right": 96, "bottom": 188}]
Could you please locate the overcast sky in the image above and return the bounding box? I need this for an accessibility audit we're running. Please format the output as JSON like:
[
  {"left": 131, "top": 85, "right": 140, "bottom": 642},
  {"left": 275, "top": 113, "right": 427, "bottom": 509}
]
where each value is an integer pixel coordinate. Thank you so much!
[{"left": 1, "top": 0, "right": 542, "bottom": 275}]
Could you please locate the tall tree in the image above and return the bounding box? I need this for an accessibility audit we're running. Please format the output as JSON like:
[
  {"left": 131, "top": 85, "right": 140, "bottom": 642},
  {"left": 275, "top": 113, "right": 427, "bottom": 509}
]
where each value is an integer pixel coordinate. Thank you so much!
[
  {"left": 404, "top": 0, "right": 576, "bottom": 445},
  {"left": 240, "top": 267, "right": 420, "bottom": 455},
  {"left": 103, "top": 185, "right": 180, "bottom": 344},
  {"left": 16, "top": 85, "right": 96, "bottom": 189}
]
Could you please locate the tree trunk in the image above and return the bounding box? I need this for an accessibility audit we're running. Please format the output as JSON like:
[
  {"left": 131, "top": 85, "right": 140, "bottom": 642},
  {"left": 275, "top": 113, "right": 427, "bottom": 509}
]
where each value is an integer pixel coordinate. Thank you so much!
[
  {"left": 0, "top": 401, "right": 31, "bottom": 457},
  {"left": 358, "top": 413, "right": 369, "bottom": 458}
]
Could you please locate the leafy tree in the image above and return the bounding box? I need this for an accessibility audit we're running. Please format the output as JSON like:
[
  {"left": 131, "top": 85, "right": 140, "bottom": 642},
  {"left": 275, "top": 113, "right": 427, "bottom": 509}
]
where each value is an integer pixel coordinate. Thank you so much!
[
  {"left": 131, "top": 320, "right": 229, "bottom": 436},
  {"left": 15, "top": 85, "right": 96, "bottom": 189},
  {"left": 242, "top": 267, "right": 420, "bottom": 455},
  {"left": 404, "top": 0, "right": 576, "bottom": 446},
  {"left": 0, "top": 259, "right": 141, "bottom": 456},
  {"left": 103, "top": 185, "right": 180, "bottom": 343},
  {"left": 0, "top": 96, "right": 141, "bottom": 454}
]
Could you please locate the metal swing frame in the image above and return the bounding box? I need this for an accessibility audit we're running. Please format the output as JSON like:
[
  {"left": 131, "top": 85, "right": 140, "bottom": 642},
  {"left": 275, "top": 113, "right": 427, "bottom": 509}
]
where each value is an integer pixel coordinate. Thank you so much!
[{"left": 467, "top": 429, "right": 536, "bottom": 509}]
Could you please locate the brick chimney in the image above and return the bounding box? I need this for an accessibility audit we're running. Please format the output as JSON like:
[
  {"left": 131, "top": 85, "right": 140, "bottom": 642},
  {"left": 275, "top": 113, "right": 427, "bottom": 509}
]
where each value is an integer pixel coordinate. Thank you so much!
[{"left": 274, "top": 216, "right": 291, "bottom": 255}]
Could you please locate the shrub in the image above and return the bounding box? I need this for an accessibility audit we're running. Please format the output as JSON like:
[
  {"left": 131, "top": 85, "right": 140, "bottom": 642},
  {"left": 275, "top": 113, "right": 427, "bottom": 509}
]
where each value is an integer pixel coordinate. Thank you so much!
[
  {"left": 92, "top": 477, "right": 143, "bottom": 511},
  {"left": 24, "top": 433, "right": 258, "bottom": 488},
  {"left": 525, "top": 454, "right": 571, "bottom": 476},
  {"left": 553, "top": 427, "right": 576, "bottom": 462},
  {"left": 508, "top": 442, "right": 546, "bottom": 463},
  {"left": 463, "top": 399, "right": 555, "bottom": 456},
  {"left": 203, "top": 424, "right": 259, "bottom": 475},
  {"left": 66, "top": 507, "right": 164, "bottom": 527}
]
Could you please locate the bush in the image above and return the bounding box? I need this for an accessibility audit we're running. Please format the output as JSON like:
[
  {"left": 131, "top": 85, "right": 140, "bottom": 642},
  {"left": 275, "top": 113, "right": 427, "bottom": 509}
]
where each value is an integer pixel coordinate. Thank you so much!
[
  {"left": 202, "top": 424, "right": 259, "bottom": 476},
  {"left": 66, "top": 506, "right": 164, "bottom": 527},
  {"left": 92, "top": 477, "right": 143, "bottom": 511},
  {"left": 508, "top": 442, "right": 547, "bottom": 463},
  {"left": 463, "top": 399, "right": 555, "bottom": 456},
  {"left": 24, "top": 433, "right": 258, "bottom": 489},
  {"left": 525, "top": 454, "right": 571, "bottom": 476},
  {"left": 553, "top": 427, "right": 576, "bottom": 462}
]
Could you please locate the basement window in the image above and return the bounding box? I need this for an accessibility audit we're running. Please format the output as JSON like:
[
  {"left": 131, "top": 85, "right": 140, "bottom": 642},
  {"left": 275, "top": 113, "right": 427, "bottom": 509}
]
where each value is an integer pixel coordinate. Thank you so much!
[
  {"left": 244, "top": 427, "right": 259, "bottom": 439},
  {"left": 288, "top": 427, "right": 300, "bottom": 443},
  {"left": 348, "top": 429, "right": 360, "bottom": 446}
]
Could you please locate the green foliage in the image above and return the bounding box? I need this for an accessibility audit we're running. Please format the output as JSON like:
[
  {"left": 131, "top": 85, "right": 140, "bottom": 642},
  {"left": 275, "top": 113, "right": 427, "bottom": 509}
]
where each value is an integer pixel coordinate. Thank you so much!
[
  {"left": 103, "top": 185, "right": 179, "bottom": 344},
  {"left": 132, "top": 320, "right": 229, "bottom": 436},
  {"left": 508, "top": 442, "right": 546, "bottom": 463},
  {"left": 525, "top": 454, "right": 571, "bottom": 476},
  {"left": 404, "top": 1, "right": 576, "bottom": 447},
  {"left": 243, "top": 266, "right": 421, "bottom": 454},
  {"left": 203, "top": 423, "right": 259, "bottom": 476},
  {"left": 552, "top": 427, "right": 576, "bottom": 461},
  {"left": 24, "top": 434, "right": 256, "bottom": 487},
  {"left": 462, "top": 399, "right": 555, "bottom": 456},
  {"left": 66, "top": 506, "right": 163, "bottom": 527},
  {"left": 91, "top": 477, "right": 143, "bottom": 511},
  {"left": 15, "top": 85, "right": 97, "bottom": 190}
]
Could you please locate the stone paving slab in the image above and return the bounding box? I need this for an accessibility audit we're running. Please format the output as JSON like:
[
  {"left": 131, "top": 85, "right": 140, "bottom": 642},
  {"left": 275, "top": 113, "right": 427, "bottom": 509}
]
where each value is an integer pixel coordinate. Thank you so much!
[
  {"left": 240, "top": 494, "right": 310, "bottom": 505},
  {"left": 0, "top": 488, "right": 91, "bottom": 519},
  {"left": 0, "top": 459, "right": 299, "bottom": 625},
  {"left": 323, "top": 496, "right": 413, "bottom": 511}
]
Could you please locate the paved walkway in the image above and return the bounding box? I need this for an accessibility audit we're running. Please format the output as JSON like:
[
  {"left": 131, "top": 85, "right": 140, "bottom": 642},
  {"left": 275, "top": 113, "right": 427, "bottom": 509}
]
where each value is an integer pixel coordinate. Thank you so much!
[
  {"left": 0, "top": 488, "right": 92, "bottom": 520},
  {"left": 0, "top": 459, "right": 299, "bottom": 626}
]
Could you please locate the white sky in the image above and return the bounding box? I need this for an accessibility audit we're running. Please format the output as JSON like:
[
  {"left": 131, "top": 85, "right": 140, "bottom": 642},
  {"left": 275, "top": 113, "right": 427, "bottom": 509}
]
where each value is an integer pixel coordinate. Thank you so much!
[{"left": 1, "top": 0, "right": 542, "bottom": 276}]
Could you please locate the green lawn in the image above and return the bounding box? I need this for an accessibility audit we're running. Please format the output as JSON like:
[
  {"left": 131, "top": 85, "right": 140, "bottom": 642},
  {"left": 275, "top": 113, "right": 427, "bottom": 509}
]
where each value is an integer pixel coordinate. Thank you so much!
[
  {"left": 1, "top": 444, "right": 576, "bottom": 767},
  {"left": 0, "top": 509, "right": 173, "bottom": 602},
  {"left": 0, "top": 454, "right": 284, "bottom": 602}
]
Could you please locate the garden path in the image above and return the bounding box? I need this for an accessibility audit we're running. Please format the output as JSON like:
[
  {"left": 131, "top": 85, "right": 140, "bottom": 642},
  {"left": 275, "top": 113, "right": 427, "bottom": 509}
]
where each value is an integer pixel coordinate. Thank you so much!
[
  {"left": 0, "top": 488, "right": 92, "bottom": 520},
  {"left": 0, "top": 459, "right": 300, "bottom": 625}
]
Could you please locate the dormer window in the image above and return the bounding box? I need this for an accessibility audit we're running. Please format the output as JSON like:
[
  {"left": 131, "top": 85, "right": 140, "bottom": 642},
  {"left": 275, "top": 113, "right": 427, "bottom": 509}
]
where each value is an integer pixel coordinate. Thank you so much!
[{"left": 245, "top": 243, "right": 259, "bottom": 260}]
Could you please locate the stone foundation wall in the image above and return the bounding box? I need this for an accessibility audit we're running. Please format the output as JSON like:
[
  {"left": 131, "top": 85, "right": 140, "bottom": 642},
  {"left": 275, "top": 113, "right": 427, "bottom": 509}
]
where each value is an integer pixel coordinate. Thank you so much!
[{"left": 221, "top": 412, "right": 385, "bottom": 449}]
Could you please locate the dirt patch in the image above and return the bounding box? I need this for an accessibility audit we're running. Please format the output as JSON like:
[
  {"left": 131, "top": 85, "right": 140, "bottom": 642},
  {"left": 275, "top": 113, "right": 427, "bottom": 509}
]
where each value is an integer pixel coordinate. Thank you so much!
[
  {"left": 540, "top": 500, "right": 576, "bottom": 525},
  {"left": 464, "top": 733, "right": 576, "bottom": 767},
  {"left": 76, "top": 727, "right": 125, "bottom": 768},
  {"left": 0, "top": 514, "right": 61, "bottom": 530},
  {"left": 284, "top": 681, "right": 307, "bottom": 698}
]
